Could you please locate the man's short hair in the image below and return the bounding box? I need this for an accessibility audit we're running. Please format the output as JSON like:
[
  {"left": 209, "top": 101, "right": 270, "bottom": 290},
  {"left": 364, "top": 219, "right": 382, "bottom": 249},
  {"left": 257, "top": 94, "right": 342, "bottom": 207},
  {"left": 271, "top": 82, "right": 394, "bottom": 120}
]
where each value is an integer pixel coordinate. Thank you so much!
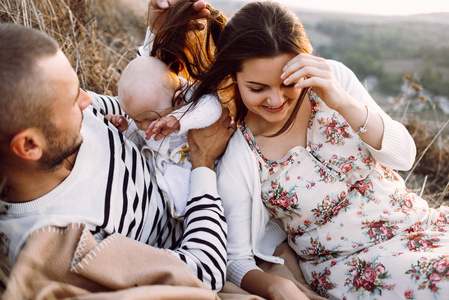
[{"left": 0, "top": 24, "right": 60, "bottom": 146}]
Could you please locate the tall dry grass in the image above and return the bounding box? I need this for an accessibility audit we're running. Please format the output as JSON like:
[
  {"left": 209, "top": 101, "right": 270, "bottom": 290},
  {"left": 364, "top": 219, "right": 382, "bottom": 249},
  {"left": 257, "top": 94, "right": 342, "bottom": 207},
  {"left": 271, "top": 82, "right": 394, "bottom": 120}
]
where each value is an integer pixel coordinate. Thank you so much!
[
  {"left": 1, "top": 0, "right": 146, "bottom": 95},
  {"left": 391, "top": 75, "right": 449, "bottom": 206}
]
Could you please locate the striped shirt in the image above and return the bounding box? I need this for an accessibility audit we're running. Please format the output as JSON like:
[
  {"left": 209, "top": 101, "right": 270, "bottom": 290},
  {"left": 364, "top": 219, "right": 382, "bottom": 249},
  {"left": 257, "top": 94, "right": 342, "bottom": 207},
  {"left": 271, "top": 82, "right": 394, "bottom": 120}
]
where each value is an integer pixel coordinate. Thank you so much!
[{"left": 0, "top": 92, "right": 227, "bottom": 291}]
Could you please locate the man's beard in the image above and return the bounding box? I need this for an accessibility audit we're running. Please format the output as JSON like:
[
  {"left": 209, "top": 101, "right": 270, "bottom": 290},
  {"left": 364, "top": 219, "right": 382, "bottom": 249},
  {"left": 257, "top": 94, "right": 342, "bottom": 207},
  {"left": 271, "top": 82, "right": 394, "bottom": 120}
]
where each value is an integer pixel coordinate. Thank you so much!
[{"left": 38, "top": 128, "right": 83, "bottom": 171}]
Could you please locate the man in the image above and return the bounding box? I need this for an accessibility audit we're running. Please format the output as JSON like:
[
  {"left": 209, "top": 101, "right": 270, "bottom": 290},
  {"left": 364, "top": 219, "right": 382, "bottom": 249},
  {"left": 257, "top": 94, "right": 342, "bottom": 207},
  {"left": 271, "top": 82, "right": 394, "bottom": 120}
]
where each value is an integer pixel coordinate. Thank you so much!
[{"left": 0, "top": 0, "right": 233, "bottom": 292}]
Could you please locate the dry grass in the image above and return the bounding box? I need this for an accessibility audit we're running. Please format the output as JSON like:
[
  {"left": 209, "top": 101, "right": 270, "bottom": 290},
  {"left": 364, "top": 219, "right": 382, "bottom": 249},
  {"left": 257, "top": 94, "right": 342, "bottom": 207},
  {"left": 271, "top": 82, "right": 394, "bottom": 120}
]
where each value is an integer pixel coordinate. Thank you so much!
[
  {"left": 0, "top": 0, "right": 146, "bottom": 95},
  {"left": 391, "top": 75, "right": 449, "bottom": 206}
]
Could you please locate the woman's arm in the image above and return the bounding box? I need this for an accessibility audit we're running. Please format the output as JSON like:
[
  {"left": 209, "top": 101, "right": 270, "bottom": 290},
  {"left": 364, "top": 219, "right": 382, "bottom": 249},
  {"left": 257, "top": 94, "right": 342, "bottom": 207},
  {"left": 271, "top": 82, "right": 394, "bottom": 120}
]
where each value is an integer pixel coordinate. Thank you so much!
[
  {"left": 221, "top": 158, "right": 307, "bottom": 299},
  {"left": 329, "top": 59, "right": 416, "bottom": 170},
  {"left": 217, "top": 134, "right": 263, "bottom": 284},
  {"left": 242, "top": 269, "right": 310, "bottom": 300}
]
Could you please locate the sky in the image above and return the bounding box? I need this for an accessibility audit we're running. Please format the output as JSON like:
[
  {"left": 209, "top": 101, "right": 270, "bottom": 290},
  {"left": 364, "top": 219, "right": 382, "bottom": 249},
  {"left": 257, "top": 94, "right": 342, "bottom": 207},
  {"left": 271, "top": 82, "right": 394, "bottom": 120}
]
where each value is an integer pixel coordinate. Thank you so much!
[{"left": 231, "top": 0, "right": 449, "bottom": 16}]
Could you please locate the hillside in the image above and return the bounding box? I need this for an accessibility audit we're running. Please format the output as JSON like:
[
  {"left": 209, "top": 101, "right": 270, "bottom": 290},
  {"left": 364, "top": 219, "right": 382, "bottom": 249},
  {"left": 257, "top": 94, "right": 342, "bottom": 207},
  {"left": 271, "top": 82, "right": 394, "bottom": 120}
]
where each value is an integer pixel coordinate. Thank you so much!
[{"left": 209, "top": 0, "right": 449, "bottom": 100}]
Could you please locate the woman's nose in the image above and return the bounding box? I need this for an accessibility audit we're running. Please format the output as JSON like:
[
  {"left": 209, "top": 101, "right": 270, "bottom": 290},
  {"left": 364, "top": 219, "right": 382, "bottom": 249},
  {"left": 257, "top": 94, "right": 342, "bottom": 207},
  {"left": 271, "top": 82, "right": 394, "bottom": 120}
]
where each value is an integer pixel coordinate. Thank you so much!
[{"left": 267, "top": 91, "right": 284, "bottom": 107}]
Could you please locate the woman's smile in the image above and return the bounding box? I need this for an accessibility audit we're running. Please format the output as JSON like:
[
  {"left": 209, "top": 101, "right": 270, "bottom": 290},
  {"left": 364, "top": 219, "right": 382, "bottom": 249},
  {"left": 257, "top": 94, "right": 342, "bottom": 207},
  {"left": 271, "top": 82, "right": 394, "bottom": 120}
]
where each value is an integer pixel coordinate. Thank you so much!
[{"left": 261, "top": 101, "right": 287, "bottom": 113}]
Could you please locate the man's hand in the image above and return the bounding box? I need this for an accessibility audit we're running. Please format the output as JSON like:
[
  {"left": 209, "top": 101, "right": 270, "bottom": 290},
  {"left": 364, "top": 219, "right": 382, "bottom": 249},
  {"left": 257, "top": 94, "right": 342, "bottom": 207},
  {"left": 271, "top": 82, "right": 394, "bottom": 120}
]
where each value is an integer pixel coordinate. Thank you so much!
[
  {"left": 188, "top": 108, "right": 235, "bottom": 171},
  {"left": 145, "top": 116, "right": 180, "bottom": 141},
  {"left": 105, "top": 114, "right": 129, "bottom": 132},
  {"left": 148, "top": 0, "right": 210, "bottom": 33}
]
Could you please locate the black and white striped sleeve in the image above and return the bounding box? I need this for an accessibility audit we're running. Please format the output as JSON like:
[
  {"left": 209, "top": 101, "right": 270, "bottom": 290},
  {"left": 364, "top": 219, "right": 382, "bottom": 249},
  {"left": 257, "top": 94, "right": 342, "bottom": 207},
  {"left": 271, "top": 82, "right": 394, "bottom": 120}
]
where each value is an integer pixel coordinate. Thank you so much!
[
  {"left": 86, "top": 90, "right": 128, "bottom": 118},
  {"left": 167, "top": 167, "right": 227, "bottom": 292}
]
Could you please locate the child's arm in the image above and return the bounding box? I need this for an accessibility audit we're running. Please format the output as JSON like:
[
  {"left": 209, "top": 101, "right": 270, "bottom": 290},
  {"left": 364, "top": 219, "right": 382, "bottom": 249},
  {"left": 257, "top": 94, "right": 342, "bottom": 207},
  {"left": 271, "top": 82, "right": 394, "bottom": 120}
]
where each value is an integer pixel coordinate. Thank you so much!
[
  {"left": 145, "top": 115, "right": 180, "bottom": 141},
  {"left": 104, "top": 114, "right": 129, "bottom": 132},
  {"left": 170, "top": 94, "right": 222, "bottom": 136}
]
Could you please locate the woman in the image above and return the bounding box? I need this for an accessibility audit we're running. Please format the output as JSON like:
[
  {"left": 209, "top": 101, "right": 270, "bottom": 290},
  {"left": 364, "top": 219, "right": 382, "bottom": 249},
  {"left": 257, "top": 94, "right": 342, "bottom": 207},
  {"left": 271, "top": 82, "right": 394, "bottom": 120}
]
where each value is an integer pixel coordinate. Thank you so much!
[{"left": 149, "top": 1, "right": 449, "bottom": 299}]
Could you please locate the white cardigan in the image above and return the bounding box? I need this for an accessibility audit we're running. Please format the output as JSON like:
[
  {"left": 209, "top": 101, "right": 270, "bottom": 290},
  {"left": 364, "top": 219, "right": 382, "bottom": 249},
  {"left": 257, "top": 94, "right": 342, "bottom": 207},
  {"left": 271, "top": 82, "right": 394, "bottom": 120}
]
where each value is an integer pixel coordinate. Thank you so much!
[{"left": 217, "top": 60, "right": 417, "bottom": 286}]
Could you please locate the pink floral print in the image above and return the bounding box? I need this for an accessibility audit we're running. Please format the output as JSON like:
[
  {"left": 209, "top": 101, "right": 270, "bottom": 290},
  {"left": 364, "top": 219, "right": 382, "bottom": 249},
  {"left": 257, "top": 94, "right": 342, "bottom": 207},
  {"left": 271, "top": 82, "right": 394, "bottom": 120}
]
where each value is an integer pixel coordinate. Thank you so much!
[
  {"left": 406, "top": 256, "right": 449, "bottom": 293},
  {"left": 309, "top": 268, "right": 337, "bottom": 298},
  {"left": 240, "top": 90, "right": 449, "bottom": 299},
  {"left": 362, "top": 219, "right": 399, "bottom": 244},
  {"left": 344, "top": 257, "right": 394, "bottom": 297},
  {"left": 299, "top": 237, "right": 342, "bottom": 263},
  {"left": 262, "top": 179, "right": 301, "bottom": 217},
  {"left": 405, "top": 232, "right": 440, "bottom": 251},
  {"left": 317, "top": 113, "right": 351, "bottom": 145},
  {"left": 312, "top": 192, "right": 350, "bottom": 226}
]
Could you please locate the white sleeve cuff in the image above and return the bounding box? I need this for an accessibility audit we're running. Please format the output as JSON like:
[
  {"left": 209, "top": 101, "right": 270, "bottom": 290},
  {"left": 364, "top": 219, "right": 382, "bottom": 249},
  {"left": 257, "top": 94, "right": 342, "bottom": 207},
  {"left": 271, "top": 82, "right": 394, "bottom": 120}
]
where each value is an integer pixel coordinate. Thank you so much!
[
  {"left": 366, "top": 113, "right": 416, "bottom": 171},
  {"left": 227, "top": 259, "right": 262, "bottom": 287},
  {"left": 190, "top": 167, "right": 218, "bottom": 198}
]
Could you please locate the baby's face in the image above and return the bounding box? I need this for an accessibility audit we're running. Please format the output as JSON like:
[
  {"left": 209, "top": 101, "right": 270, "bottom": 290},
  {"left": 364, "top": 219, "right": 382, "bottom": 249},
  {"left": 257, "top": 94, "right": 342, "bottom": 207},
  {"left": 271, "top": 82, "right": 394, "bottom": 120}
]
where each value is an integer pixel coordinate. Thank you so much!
[
  {"left": 123, "top": 81, "right": 179, "bottom": 131},
  {"left": 127, "top": 96, "right": 173, "bottom": 131}
]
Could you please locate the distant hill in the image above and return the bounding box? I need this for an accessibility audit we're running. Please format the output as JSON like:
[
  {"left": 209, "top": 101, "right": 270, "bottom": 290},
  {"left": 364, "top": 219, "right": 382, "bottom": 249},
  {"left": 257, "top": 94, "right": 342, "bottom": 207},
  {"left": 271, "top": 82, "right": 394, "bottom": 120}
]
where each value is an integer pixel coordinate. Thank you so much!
[{"left": 208, "top": 0, "right": 449, "bottom": 99}]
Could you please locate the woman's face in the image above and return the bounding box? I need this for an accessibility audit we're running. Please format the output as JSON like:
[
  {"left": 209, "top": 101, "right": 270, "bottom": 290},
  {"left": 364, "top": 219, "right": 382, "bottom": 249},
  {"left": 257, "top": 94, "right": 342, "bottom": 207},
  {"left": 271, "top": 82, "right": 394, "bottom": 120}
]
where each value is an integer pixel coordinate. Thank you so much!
[{"left": 235, "top": 53, "right": 302, "bottom": 134}]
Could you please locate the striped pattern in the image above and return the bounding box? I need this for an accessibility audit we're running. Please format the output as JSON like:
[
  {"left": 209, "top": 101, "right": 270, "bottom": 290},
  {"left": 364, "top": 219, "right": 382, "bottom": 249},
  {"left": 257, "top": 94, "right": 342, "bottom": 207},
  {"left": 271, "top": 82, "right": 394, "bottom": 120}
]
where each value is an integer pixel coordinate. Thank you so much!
[{"left": 86, "top": 92, "right": 227, "bottom": 291}]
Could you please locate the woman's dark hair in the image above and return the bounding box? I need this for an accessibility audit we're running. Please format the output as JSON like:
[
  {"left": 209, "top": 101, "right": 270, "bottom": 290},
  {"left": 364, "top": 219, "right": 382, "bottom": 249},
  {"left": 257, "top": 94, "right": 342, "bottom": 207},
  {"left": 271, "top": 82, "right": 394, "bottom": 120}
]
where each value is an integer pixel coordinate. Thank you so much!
[
  {"left": 190, "top": 1, "right": 313, "bottom": 136},
  {"left": 147, "top": 0, "right": 227, "bottom": 109},
  {"left": 148, "top": 0, "right": 226, "bottom": 79}
]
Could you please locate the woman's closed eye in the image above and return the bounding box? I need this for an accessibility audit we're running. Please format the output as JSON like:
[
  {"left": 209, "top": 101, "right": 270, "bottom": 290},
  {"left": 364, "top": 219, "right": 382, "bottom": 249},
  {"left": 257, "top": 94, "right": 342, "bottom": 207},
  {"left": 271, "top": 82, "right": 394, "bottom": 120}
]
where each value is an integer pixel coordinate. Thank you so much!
[{"left": 249, "top": 87, "right": 265, "bottom": 93}]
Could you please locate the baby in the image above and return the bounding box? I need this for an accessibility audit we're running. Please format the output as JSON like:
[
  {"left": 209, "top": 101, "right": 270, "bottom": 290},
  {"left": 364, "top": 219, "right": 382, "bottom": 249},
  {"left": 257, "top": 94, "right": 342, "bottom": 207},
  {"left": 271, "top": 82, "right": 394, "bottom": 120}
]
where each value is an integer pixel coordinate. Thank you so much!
[{"left": 106, "top": 56, "right": 222, "bottom": 218}]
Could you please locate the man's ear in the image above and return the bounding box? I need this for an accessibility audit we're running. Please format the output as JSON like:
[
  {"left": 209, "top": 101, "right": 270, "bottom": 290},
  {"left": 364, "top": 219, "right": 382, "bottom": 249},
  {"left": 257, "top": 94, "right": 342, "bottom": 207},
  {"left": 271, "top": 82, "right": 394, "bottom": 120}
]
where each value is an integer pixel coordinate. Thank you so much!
[{"left": 10, "top": 128, "right": 44, "bottom": 161}]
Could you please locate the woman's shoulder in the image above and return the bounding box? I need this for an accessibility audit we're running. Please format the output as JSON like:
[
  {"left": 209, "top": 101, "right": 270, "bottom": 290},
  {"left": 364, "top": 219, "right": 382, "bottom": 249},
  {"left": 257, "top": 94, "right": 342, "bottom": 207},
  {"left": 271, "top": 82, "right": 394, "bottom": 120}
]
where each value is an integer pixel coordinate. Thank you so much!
[
  {"left": 217, "top": 128, "right": 258, "bottom": 195},
  {"left": 218, "top": 129, "right": 255, "bottom": 172},
  {"left": 221, "top": 129, "right": 249, "bottom": 160}
]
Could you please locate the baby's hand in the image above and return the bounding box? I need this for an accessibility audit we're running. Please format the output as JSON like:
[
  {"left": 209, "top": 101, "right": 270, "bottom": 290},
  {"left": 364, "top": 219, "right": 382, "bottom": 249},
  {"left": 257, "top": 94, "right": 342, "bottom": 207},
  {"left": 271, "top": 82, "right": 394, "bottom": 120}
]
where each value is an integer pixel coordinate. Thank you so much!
[
  {"left": 105, "top": 114, "right": 129, "bottom": 132},
  {"left": 145, "top": 116, "right": 180, "bottom": 141}
]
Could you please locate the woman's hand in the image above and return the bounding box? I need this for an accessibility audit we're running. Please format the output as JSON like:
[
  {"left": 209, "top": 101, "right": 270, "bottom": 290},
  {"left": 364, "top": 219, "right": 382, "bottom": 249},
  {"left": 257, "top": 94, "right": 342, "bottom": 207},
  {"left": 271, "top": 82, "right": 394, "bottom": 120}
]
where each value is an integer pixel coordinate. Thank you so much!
[
  {"left": 281, "top": 53, "right": 349, "bottom": 112},
  {"left": 242, "top": 269, "right": 310, "bottom": 300},
  {"left": 282, "top": 53, "right": 384, "bottom": 149},
  {"left": 148, "top": 0, "right": 210, "bottom": 33}
]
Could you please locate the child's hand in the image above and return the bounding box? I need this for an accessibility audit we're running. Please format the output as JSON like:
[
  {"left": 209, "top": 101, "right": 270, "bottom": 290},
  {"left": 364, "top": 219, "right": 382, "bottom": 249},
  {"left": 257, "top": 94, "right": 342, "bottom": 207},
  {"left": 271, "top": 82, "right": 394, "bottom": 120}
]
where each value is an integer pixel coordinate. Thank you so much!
[
  {"left": 145, "top": 116, "right": 180, "bottom": 141},
  {"left": 105, "top": 114, "right": 129, "bottom": 132}
]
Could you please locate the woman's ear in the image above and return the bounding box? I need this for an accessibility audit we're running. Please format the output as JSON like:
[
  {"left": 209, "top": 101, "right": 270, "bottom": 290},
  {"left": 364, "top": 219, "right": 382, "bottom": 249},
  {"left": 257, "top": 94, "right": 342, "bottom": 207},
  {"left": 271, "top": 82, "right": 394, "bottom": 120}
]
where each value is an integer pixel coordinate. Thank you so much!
[{"left": 10, "top": 128, "right": 44, "bottom": 161}]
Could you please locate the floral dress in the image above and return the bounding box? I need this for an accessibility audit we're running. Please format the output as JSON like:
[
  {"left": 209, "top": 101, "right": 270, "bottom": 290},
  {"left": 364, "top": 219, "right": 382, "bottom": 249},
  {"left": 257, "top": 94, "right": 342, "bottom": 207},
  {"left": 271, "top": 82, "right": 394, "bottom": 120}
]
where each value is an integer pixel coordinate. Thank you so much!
[{"left": 241, "top": 90, "right": 449, "bottom": 299}]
